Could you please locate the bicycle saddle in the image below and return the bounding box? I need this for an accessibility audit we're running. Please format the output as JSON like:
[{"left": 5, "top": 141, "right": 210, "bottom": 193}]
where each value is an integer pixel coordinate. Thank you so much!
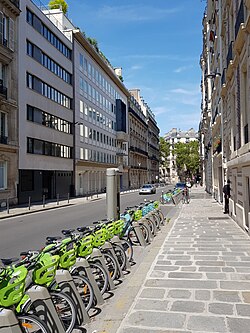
[
  {"left": 46, "top": 236, "right": 62, "bottom": 242},
  {"left": 61, "top": 229, "right": 75, "bottom": 235},
  {"left": 1, "top": 257, "right": 19, "bottom": 266}
]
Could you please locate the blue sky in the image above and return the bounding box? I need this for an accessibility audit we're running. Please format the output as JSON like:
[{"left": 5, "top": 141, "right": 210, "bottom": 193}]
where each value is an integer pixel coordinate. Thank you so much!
[{"left": 65, "top": 0, "right": 206, "bottom": 136}]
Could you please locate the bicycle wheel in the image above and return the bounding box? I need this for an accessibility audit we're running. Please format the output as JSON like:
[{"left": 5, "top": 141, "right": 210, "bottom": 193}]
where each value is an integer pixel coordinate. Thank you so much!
[
  {"left": 89, "top": 261, "right": 109, "bottom": 295},
  {"left": 139, "top": 223, "right": 150, "bottom": 243},
  {"left": 151, "top": 213, "right": 161, "bottom": 230},
  {"left": 113, "top": 243, "right": 126, "bottom": 270},
  {"left": 157, "top": 209, "right": 165, "bottom": 225},
  {"left": 146, "top": 217, "right": 156, "bottom": 236},
  {"left": 102, "top": 251, "right": 118, "bottom": 281},
  {"left": 50, "top": 291, "right": 76, "bottom": 333},
  {"left": 18, "top": 314, "right": 49, "bottom": 333},
  {"left": 71, "top": 274, "right": 94, "bottom": 312},
  {"left": 121, "top": 238, "right": 133, "bottom": 262}
]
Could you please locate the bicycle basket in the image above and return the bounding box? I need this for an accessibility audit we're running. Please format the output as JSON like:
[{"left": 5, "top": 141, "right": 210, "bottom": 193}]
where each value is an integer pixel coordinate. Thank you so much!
[
  {"left": 77, "top": 235, "right": 94, "bottom": 257},
  {"left": 0, "top": 266, "right": 27, "bottom": 307},
  {"left": 106, "top": 222, "right": 115, "bottom": 240},
  {"left": 33, "top": 253, "right": 59, "bottom": 286},
  {"left": 154, "top": 201, "right": 160, "bottom": 209},
  {"left": 92, "top": 227, "right": 107, "bottom": 247},
  {"left": 113, "top": 219, "right": 124, "bottom": 236},
  {"left": 58, "top": 239, "right": 77, "bottom": 269},
  {"left": 134, "top": 209, "right": 142, "bottom": 221}
]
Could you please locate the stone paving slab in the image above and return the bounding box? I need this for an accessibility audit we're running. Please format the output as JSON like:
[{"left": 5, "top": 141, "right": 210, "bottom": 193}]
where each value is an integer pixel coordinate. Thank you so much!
[{"left": 116, "top": 188, "right": 250, "bottom": 333}]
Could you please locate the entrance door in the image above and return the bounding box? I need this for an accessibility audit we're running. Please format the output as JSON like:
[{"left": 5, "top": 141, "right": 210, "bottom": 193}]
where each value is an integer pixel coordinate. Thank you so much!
[{"left": 42, "top": 171, "right": 54, "bottom": 199}]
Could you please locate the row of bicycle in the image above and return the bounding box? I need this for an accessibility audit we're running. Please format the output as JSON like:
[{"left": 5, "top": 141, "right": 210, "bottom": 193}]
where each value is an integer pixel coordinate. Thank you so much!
[{"left": 0, "top": 199, "right": 165, "bottom": 332}]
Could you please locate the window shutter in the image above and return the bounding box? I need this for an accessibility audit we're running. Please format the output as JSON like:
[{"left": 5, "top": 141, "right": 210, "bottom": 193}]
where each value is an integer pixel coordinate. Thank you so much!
[
  {"left": 0, "top": 12, "right": 3, "bottom": 45},
  {"left": 9, "top": 18, "right": 14, "bottom": 51}
]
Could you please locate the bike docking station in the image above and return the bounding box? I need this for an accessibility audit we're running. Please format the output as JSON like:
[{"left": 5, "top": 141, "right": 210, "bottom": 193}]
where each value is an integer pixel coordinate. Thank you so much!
[
  {"left": 106, "top": 168, "right": 147, "bottom": 249},
  {"left": 55, "top": 269, "right": 90, "bottom": 329},
  {"left": 89, "top": 248, "right": 116, "bottom": 290},
  {"left": 0, "top": 309, "right": 23, "bottom": 333},
  {"left": 74, "top": 257, "right": 104, "bottom": 305},
  {"left": 111, "top": 235, "right": 131, "bottom": 270},
  {"left": 27, "top": 284, "right": 67, "bottom": 333}
]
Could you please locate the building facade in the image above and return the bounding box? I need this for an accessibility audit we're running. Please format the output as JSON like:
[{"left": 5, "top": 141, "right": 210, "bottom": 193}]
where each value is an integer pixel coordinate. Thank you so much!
[
  {"left": 129, "top": 89, "right": 160, "bottom": 185},
  {"left": 128, "top": 94, "right": 148, "bottom": 188},
  {"left": 18, "top": 0, "right": 74, "bottom": 203},
  {"left": 200, "top": 0, "right": 250, "bottom": 232},
  {"left": 73, "top": 30, "right": 129, "bottom": 195},
  {"left": 164, "top": 128, "right": 199, "bottom": 184},
  {"left": 0, "top": 0, "right": 20, "bottom": 205}
]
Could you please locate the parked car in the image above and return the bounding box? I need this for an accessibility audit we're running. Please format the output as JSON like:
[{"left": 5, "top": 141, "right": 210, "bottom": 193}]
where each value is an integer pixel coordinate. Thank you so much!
[
  {"left": 139, "top": 184, "right": 156, "bottom": 195},
  {"left": 174, "top": 182, "right": 186, "bottom": 190}
]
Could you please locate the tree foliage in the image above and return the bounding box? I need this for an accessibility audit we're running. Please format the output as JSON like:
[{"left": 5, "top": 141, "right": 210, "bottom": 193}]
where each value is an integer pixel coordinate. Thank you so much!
[
  {"left": 173, "top": 141, "right": 200, "bottom": 177},
  {"left": 48, "top": 0, "right": 68, "bottom": 14},
  {"left": 159, "top": 137, "right": 170, "bottom": 166}
]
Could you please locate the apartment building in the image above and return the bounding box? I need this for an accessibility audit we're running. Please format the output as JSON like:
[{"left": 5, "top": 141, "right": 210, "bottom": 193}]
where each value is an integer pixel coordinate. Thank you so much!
[
  {"left": 128, "top": 94, "right": 148, "bottom": 188},
  {"left": 130, "top": 89, "right": 160, "bottom": 184},
  {"left": 164, "top": 128, "right": 198, "bottom": 183},
  {"left": 0, "top": 0, "right": 20, "bottom": 205},
  {"left": 18, "top": 0, "right": 74, "bottom": 203},
  {"left": 200, "top": 0, "right": 250, "bottom": 231}
]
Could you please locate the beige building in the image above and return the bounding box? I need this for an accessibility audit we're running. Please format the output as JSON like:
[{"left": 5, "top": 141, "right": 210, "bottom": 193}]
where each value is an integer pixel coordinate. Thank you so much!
[
  {"left": 0, "top": 0, "right": 20, "bottom": 205},
  {"left": 164, "top": 128, "right": 199, "bottom": 184},
  {"left": 200, "top": 0, "right": 250, "bottom": 231},
  {"left": 128, "top": 94, "right": 148, "bottom": 188},
  {"left": 129, "top": 89, "right": 160, "bottom": 185}
]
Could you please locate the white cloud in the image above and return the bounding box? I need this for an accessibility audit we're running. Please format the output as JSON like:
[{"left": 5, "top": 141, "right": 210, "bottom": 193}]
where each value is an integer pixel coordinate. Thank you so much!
[{"left": 97, "top": 5, "right": 181, "bottom": 22}]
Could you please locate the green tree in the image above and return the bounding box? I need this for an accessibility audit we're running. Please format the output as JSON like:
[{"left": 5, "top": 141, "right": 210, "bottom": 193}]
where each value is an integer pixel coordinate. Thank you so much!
[
  {"left": 173, "top": 141, "right": 199, "bottom": 178},
  {"left": 48, "top": 0, "right": 68, "bottom": 14},
  {"left": 159, "top": 137, "right": 170, "bottom": 167}
]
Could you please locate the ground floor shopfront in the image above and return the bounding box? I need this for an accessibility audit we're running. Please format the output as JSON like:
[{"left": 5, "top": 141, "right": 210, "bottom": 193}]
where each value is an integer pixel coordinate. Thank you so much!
[{"left": 228, "top": 158, "right": 250, "bottom": 233}]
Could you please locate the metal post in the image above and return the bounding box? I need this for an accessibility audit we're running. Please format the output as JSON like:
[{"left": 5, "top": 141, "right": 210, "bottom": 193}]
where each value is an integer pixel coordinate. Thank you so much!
[
  {"left": 6, "top": 198, "right": 9, "bottom": 214},
  {"left": 67, "top": 192, "right": 69, "bottom": 203},
  {"left": 42, "top": 195, "right": 45, "bottom": 207},
  {"left": 28, "top": 196, "right": 31, "bottom": 210},
  {"left": 57, "top": 193, "right": 59, "bottom": 205},
  {"left": 106, "top": 168, "right": 120, "bottom": 220}
]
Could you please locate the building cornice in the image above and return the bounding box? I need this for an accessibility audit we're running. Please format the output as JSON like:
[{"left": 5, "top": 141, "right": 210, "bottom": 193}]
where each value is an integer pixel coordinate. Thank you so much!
[{"left": 73, "top": 30, "right": 130, "bottom": 98}]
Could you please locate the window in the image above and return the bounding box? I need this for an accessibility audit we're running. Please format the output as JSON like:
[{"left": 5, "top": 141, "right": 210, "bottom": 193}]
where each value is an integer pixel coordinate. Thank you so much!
[
  {"left": 0, "top": 111, "right": 7, "bottom": 143},
  {"left": 27, "top": 137, "right": 72, "bottom": 158},
  {"left": 26, "top": 9, "right": 71, "bottom": 59},
  {"left": 0, "top": 12, "right": 14, "bottom": 50},
  {"left": 0, "top": 161, "right": 7, "bottom": 189},
  {"left": 26, "top": 73, "right": 72, "bottom": 109}
]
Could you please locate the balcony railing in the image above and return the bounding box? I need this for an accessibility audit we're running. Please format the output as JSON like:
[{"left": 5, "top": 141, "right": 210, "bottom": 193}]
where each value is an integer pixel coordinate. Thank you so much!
[
  {"left": 235, "top": 0, "right": 245, "bottom": 39},
  {"left": 226, "top": 41, "right": 233, "bottom": 68}
]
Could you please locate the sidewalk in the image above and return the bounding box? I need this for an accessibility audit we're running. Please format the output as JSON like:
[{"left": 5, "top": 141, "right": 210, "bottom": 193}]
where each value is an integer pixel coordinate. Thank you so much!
[
  {"left": 86, "top": 187, "right": 250, "bottom": 333},
  {"left": 0, "top": 188, "right": 140, "bottom": 219}
]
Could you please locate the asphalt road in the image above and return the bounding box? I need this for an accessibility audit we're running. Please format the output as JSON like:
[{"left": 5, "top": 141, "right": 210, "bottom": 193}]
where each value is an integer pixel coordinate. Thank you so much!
[{"left": 0, "top": 186, "right": 173, "bottom": 258}]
